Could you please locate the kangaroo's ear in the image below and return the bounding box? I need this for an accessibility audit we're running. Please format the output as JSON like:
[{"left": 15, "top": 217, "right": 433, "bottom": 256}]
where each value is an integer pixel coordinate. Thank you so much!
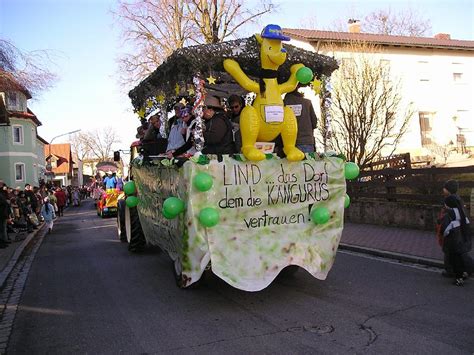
[{"left": 255, "top": 34, "right": 263, "bottom": 45}]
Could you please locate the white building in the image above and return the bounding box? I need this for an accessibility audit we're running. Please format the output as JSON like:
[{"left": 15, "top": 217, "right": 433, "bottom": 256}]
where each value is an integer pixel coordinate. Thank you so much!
[{"left": 283, "top": 25, "right": 474, "bottom": 164}]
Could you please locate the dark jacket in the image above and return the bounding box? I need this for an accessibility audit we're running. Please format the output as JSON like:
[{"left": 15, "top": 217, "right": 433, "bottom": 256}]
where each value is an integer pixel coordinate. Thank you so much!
[
  {"left": 202, "top": 111, "right": 235, "bottom": 155},
  {"left": 284, "top": 91, "right": 317, "bottom": 145},
  {"left": 25, "top": 190, "right": 38, "bottom": 210},
  {"left": 142, "top": 125, "right": 161, "bottom": 142},
  {"left": 0, "top": 192, "right": 9, "bottom": 219},
  {"left": 441, "top": 207, "right": 471, "bottom": 254}
]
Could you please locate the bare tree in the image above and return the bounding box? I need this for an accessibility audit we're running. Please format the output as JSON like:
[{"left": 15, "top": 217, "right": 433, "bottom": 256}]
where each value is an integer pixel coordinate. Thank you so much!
[
  {"left": 113, "top": 0, "right": 274, "bottom": 86},
  {"left": 327, "top": 7, "right": 431, "bottom": 37},
  {"left": 363, "top": 7, "right": 431, "bottom": 36},
  {"left": 71, "top": 128, "right": 121, "bottom": 162},
  {"left": 299, "top": 15, "right": 319, "bottom": 30},
  {"left": 0, "top": 39, "right": 58, "bottom": 97},
  {"left": 322, "top": 41, "right": 413, "bottom": 167},
  {"left": 70, "top": 133, "right": 93, "bottom": 162},
  {"left": 113, "top": 0, "right": 195, "bottom": 86},
  {"left": 186, "top": 0, "right": 274, "bottom": 44}
]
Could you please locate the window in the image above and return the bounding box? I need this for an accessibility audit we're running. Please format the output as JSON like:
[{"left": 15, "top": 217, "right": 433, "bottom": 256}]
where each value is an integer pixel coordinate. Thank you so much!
[
  {"left": 7, "top": 92, "right": 18, "bottom": 109},
  {"left": 31, "top": 127, "right": 36, "bottom": 147},
  {"left": 418, "top": 61, "right": 430, "bottom": 82},
  {"left": 453, "top": 73, "right": 463, "bottom": 82},
  {"left": 12, "top": 125, "right": 24, "bottom": 145},
  {"left": 380, "top": 59, "right": 390, "bottom": 69},
  {"left": 33, "top": 164, "right": 38, "bottom": 183},
  {"left": 419, "top": 112, "right": 433, "bottom": 146},
  {"left": 341, "top": 58, "right": 355, "bottom": 79},
  {"left": 15, "top": 163, "right": 25, "bottom": 181}
]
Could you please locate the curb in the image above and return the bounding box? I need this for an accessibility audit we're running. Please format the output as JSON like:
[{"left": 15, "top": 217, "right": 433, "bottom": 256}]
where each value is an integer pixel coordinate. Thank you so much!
[
  {"left": 339, "top": 243, "right": 444, "bottom": 268},
  {"left": 0, "top": 224, "right": 46, "bottom": 290}
]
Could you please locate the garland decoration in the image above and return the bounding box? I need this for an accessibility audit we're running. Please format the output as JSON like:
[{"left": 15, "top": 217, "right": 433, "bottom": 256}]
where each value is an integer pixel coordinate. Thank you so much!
[
  {"left": 192, "top": 75, "right": 205, "bottom": 152},
  {"left": 129, "top": 36, "right": 339, "bottom": 111}
]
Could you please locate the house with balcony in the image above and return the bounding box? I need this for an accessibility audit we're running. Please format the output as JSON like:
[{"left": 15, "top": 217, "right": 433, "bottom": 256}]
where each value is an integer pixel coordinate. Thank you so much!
[
  {"left": 283, "top": 23, "right": 474, "bottom": 165},
  {"left": 0, "top": 72, "right": 46, "bottom": 187}
]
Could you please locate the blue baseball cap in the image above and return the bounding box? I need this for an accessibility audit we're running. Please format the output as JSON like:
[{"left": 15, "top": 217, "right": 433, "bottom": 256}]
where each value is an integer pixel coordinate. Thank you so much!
[{"left": 261, "top": 24, "right": 290, "bottom": 41}]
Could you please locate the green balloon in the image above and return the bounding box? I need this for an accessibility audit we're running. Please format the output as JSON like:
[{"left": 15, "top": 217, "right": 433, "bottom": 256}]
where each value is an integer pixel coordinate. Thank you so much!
[
  {"left": 344, "top": 194, "right": 350, "bottom": 208},
  {"left": 193, "top": 172, "right": 213, "bottom": 192},
  {"left": 163, "top": 197, "right": 185, "bottom": 217},
  {"left": 344, "top": 162, "right": 360, "bottom": 180},
  {"left": 296, "top": 67, "right": 313, "bottom": 84},
  {"left": 199, "top": 207, "right": 220, "bottom": 227},
  {"left": 311, "top": 206, "right": 330, "bottom": 225},
  {"left": 162, "top": 208, "right": 175, "bottom": 219},
  {"left": 126, "top": 196, "right": 139, "bottom": 208},
  {"left": 123, "top": 181, "right": 136, "bottom": 196}
]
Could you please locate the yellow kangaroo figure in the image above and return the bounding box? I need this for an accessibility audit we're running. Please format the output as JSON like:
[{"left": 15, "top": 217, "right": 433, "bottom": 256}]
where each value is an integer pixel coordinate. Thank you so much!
[{"left": 223, "top": 25, "right": 305, "bottom": 162}]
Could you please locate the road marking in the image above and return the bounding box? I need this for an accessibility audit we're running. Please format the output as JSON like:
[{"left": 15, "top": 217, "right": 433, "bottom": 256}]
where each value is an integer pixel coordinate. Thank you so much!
[
  {"left": 338, "top": 250, "right": 441, "bottom": 273},
  {"left": 75, "top": 224, "right": 116, "bottom": 231},
  {"left": 18, "top": 305, "right": 74, "bottom": 316},
  {"left": 60, "top": 211, "right": 97, "bottom": 216}
]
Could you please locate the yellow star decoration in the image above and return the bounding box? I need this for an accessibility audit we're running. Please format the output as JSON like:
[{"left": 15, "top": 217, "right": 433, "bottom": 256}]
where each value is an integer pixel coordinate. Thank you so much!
[
  {"left": 312, "top": 79, "right": 322, "bottom": 95},
  {"left": 175, "top": 83, "right": 180, "bottom": 95},
  {"left": 155, "top": 94, "right": 165, "bottom": 104},
  {"left": 206, "top": 75, "right": 217, "bottom": 85},
  {"left": 179, "top": 98, "right": 187, "bottom": 105},
  {"left": 146, "top": 99, "right": 154, "bottom": 108},
  {"left": 138, "top": 107, "right": 146, "bottom": 118},
  {"left": 187, "top": 87, "right": 195, "bottom": 96}
]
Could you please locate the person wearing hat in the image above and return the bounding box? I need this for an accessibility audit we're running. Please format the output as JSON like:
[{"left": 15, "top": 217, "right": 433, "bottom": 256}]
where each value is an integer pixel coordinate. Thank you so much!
[
  {"left": 201, "top": 95, "right": 235, "bottom": 155},
  {"left": 166, "top": 105, "right": 187, "bottom": 155},
  {"left": 436, "top": 179, "right": 473, "bottom": 279},
  {"left": 170, "top": 106, "right": 198, "bottom": 157},
  {"left": 103, "top": 171, "right": 117, "bottom": 192},
  {"left": 441, "top": 194, "right": 471, "bottom": 286},
  {"left": 227, "top": 95, "right": 245, "bottom": 153},
  {"left": 167, "top": 102, "right": 185, "bottom": 135},
  {"left": 41, "top": 197, "right": 56, "bottom": 234}
]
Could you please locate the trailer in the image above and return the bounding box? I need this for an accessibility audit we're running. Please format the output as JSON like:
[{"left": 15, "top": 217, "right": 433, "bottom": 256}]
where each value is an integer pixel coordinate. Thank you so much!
[{"left": 116, "top": 28, "right": 355, "bottom": 291}]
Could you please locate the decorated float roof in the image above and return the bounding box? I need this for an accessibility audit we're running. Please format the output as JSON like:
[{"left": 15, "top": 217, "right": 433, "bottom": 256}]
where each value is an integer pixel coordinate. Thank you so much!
[{"left": 129, "top": 35, "right": 339, "bottom": 111}]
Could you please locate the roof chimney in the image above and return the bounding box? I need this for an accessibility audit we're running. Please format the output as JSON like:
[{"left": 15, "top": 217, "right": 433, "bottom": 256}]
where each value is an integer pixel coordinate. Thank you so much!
[
  {"left": 348, "top": 19, "right": 360, "bottom": 33},
  {"left": 434, "top": 33, "right": 451, "bottom": 40}
]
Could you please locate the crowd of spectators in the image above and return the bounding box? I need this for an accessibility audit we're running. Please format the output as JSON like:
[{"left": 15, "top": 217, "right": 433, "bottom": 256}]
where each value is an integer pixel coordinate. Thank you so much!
[
  {"left": 0, "top": 180, "right": 91, "bottom": 248},
  {"left": 135, "top": 87, "right": 317, "bottom": 159}
]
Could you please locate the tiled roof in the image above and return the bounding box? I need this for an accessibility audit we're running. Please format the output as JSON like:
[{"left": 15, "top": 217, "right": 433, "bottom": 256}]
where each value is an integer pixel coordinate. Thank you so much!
[
  {"left": 283, "top": 29, "right": 474, "bottom": 51},
  {"left": 44, "top": 143, "right": 73, "bottom": 174},
  {"left": 36, "top": 135, "right": 49, "bottom": 145},
  {"left": 8, "top": 108, "right": 42, "bottom": 126},
  {"left": 0, "top": 70, "right": 32, "bottom": 99}
]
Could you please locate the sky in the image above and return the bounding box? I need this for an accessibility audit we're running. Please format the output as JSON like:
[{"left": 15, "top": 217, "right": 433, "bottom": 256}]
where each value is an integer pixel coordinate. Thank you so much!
[{"left": 1, "top": 0, "right": 473, "bottom": 151}]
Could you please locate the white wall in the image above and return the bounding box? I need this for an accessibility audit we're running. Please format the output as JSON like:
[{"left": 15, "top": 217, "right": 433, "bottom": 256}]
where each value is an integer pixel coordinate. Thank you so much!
[{"left": 289, "top": 38, "right": 474, "bottom": 157}]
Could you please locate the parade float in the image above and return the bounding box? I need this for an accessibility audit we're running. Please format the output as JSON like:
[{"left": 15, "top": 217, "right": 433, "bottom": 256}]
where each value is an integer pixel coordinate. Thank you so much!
[
  {"left": 118, "top": 25, "right": 359, "bottom": 291},
  {"left": 97, "top": 189, "right": 122, "bottom": 218}
]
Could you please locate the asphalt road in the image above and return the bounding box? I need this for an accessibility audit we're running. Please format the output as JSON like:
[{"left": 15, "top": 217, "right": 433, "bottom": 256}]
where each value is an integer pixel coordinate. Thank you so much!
[{"left": 7, "top": 200, "right": 474, "bottom": 354}]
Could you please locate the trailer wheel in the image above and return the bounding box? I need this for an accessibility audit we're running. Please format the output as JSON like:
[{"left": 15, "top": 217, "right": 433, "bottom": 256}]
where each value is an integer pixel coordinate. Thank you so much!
[
  {"left": 279, "top": 265, "right": 299, "bottom": 278},
  {"left": 125, "top": 206, "right": 146, "bottom": 253},
  {"left": 116, "top": 199, "right": 127, "bottom": 242}
]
